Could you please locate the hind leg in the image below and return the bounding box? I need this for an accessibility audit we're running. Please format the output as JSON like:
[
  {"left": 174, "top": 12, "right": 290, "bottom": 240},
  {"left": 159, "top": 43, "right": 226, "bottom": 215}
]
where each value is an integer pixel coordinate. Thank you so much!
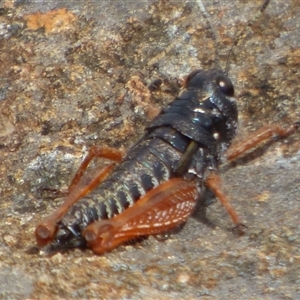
[
  {"left": 82, "top": 178, "right": 199, "bottom": 254},
  {"left": 35, "top": 146, "right": 124, "bottom": 246}
]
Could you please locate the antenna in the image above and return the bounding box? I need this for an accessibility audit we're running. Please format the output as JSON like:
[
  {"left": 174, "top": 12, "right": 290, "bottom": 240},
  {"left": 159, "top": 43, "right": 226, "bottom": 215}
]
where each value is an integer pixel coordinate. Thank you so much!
[
  {"left": 225, "top": 0, "right": 271, "bottom": 75},
  {"left": 195, "top": 0, "right": 220, "bottom": 69},
  {"left": 195, "top": 0, "right": 271, "bottom": 74}
]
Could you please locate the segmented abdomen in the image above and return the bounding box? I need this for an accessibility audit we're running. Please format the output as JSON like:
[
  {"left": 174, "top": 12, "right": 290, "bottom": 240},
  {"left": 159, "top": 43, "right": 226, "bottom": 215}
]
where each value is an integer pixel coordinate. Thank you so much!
[{"left": 60, "top": 136, "right": 184, "bottom": 232}]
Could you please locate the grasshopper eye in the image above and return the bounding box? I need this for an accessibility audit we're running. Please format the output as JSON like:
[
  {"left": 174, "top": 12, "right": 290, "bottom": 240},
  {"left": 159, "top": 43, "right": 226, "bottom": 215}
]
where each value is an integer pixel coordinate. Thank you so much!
[{"left": 216, "top": 75, "right": 234, "bottom": 97}]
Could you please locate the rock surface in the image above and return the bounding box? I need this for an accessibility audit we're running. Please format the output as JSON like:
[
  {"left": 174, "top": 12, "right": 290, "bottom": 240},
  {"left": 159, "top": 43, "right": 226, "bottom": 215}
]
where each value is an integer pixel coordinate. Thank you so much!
[{"left": 0, "top": 0, "right": 299, "bottom": 299}]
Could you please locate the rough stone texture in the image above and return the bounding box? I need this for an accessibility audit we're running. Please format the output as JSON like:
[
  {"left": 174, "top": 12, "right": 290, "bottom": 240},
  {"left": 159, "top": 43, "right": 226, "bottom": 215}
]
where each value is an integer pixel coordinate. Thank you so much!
[{"left": 0, "top": 0, "right": 299, "bottom": 299}]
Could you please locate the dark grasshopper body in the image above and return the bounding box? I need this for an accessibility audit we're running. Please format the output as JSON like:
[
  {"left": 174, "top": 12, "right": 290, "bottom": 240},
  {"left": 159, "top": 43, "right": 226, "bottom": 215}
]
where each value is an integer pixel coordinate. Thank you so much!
[{"left": 48, "top": 69, "right": 238, "bottom": 250}]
